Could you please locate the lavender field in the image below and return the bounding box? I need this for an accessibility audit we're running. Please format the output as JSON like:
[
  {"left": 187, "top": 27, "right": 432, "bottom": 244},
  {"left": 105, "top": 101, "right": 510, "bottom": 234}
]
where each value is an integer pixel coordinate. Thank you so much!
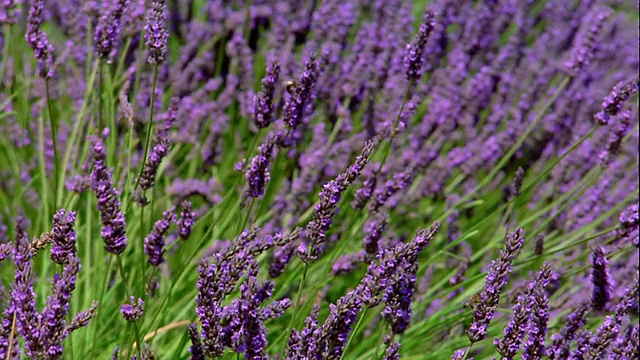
[{"left": 0, "top": 0, "right": 638, "bottom": 359}]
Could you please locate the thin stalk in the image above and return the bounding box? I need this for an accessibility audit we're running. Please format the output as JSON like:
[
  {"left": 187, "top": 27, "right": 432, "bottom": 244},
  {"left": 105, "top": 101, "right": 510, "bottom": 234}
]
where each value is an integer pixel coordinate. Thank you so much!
[
  {"left": 44, "top": 78, "right": 59, "bottom": 209},
  {"left": 341, "top": 308, "right": 369, "bottom": 360},
  {"left": 118, "top": 257, "right": 143, "bottom": 360},
  {"left": 376, "top": 84, "right": 413, "bottom": 174},
  {"left": 133, "top": 65, "right": 160, "bottom": 193},
  {"left": 280, "top": 263, "right": 310, "bottom": 355},
  {"left": 98, "top": 61, "right": 104, "bottom": 132},
  {"left": 90, "top": 257, "right": 114, "bottom": 358}
]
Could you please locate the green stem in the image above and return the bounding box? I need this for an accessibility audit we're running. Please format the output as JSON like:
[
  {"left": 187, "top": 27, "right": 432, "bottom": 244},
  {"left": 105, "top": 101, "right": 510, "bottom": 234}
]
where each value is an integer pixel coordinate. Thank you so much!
[
  {"left": 90, "top": 257, "right": 114, "bottom": 358},
  {"left": 131, "top": 65, "right": 160, "bottom": 201},
  {"left": 44, "top": 78, "right": 59, "bottom": 210},
  {"left": 280, "top": 263, "right": 309, "bottom": 355},
  {"left": 376, "top": 83, "right": 413, "bottom": 174},
  {"left": 341, "top": 308, "right": 368, "bottom": 360}
]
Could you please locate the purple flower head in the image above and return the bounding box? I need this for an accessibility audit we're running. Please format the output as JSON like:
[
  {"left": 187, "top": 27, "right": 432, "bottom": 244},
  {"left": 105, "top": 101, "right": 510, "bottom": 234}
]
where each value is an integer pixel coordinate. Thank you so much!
[
  {"left": 522, "top": 263, "right": 552, "bottom": 360},
  {"left": 244, "top": 134, "right": 277, "bottom": 199},
  {"left": 547, "top": 301, "right": 590, "bottom": 360},
  {"left": 177, "top": 200, "right": 195, "bottom": 240},
  {"left": 50, "top": 209, "right": 77, "bottom": 265},
  {"left": 144, "top": 0, "right": 169, "bottom": 65},
  {"left": 591, "top": 246, "right": 612, "bottom": 312},
  {"left": 144, "top": 207, "right": 176, "bottom": 266},
  {"left": 0, "top": 0, "right": 21, "bottom": 25},
  {"left": 494, "top": 294, "right": 530, "bottom": 360},
  {"left": 26, "top": 0, "right": 55, "bottom": 78},
  {"left": 382, "top": 335, "right": 401, "bottom": 360},
  {"left": 467, "top": 228, "right": 525, "bottom": 343},
  {"left": 565, "top": 6, "right": 612, "bottom": 73},
  {"left": 41, "top": 256, "right": 81, "bottom": 359},
  {"left": 404, "top": 9, "right": 436, "bottom": 81},
  {"left": 505, "top": 167, "right": 525, "bottom": 201},
  {"left": 11, "top": 216, "right": 43, "bottom": 357},
  {"left": 618, "top": 203, "right": 639, "bottom": 247},
  {"left": 300, "top": 141, "right": 374, "bottom": 263},
  {"left": 121, "top": 296, "right": 144, "bottom": 322},
  {"left": 137, "top": 99, "right": 178, "bottom": 205},
  {"left": 90, "top": 136, "right": 128, "bottom": 255},
  {"left": 94, "top": 0, "right": 129, "bottom": 62},
  {"left": 594, "top": 78, "right": 638, "bottom": 125},
  {"left": 600, "top": 109, "right": 631, "bottom": 166},
  {"left": 253, "top": 60, "right": 281, "bottom": 129},
  {"left": 188, "top": 323, "right": 206, "bottom": 360},
  {"left": 586, "top": 277, "right": 638, "bottom": 358},
  {"left": 283, "top": 55, "right": 320, "bottom": 130}
]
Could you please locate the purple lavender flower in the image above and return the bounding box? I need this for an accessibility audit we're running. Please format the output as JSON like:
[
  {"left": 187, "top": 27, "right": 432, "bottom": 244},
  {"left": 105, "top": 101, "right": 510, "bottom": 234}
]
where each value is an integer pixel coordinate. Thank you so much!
[
  {"left": 286, "top": 305, "right": 320, "bottom": 359},
  {"left": 188, "top": 323, "right": 206, "bottom": 360},
  {"left": 494, "top": 294, "right": 530, "bottom": 360},
  {"left": 467, "top": 228, "right": 525, "bottom": 343},
  {"left": 94, "top": 0, "right": 129, "bottom": 62},
  {"left": 121, "top": 296, "right": 144, "bottom": 322},
  {"left": 0, "top": 0, "right": 20, "bottom": 25},
  {"left": 618, "top": 203, "right": 639, "bottom": 247},
  {"left": 363, "top": 214, "right": 388, "bottom": 259},
  {"left": 600, "top": 109, "right": 631, "bottom": 166},
  {"left": 591, "top": 246, "right": 612, "bottom": 312},
  {"left": 144, "top": 0, "right": 169, "bottom": 65},
  {"left": 177, "top": 200, "right": 195, "bottom": 240},
  {"left": 505, "top": 167, "right": 525, "bottom": 201},
  {"left": 50, "top": 209, "right": 77, "bottom": 265},
  {"left": 565, "top": 6, "right": 612, "bottom": 73},
  {"left": 547, "top": 301, "right": 590, "bottom": 360},
  {"left": 40, "top": 256, "right": 81, "bottom": 359},
  {"left": 137, "top": 100, "right": 177, "bottom": 204},
  {"left": 404, "top": 9, "right": 436, "bottom": 81},
  {"left": 522, "top": 263, "right": 552, "bottom": 360},
  {"left": 11, "top": 216, "right": 43, "bottom": 357},
  {"left": 144, "top": 207, "right": 176, "bottom": 266},
  {"left": 26, "top": 0, "right": 55, "bottom": 78},
  {"left": 382, "top": 335, "right": 401, "bottom": 360},
  {"left": 594, "top": 78, "right": 639, "bottom": 125},
  {"left": 283, "top": 55, "right": 320, "bottom": 130},
  {"left": 244, "top": 134, "right": 276, "bottom": 199},
  {"left": 66, "top": 301, "right": 98, "bottom": 333},
  {"left": 299, "top": 141, "right": 375, "bottom": 263},
  {"left": 252, "top": 60, "right": 280, "bottom": 129},
  {"left": 586, "top": 278, "right": 638, "bottom": 358},
  {"left": 90, "top": 136, "right": 128, "bottom": 255}
]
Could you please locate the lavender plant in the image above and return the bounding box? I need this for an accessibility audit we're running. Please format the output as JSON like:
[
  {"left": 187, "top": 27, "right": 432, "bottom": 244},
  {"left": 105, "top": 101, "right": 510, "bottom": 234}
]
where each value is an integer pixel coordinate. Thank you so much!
[{"left": 0, "top": 0, "right": 638, "bottom": 359}]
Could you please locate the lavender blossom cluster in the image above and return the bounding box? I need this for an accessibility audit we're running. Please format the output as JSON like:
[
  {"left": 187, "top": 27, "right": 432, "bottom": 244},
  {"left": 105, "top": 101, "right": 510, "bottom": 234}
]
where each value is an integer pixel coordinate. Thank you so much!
[{"left": 0, "top": 0, "right": 638, "bottom": 359}]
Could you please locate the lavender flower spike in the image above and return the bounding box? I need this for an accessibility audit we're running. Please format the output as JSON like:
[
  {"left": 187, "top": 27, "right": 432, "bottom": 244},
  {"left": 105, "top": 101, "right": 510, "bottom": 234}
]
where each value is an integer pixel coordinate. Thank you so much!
[
  {"left": 177, "top": 200, "right": 195, "bottom": 240},
  {"left": 467, "top": 228, "right": 525, "bottom": 343},
  {"left": 522, "top": 263, "right": 552, "bottom": 360},
  {"left": 138, "top": 100, "right": 177, "bottom": 204},
  {"left": 590, "top": 246, "right": 612, "bottom": 312},
  {"left": 40, "top": 256, "right": 81, "bottom": 359},
  {"left": 253, "top": 60, "right": 280, "bottom": 129},
  {"left": 121, "top": 296, "right": 145, "bottom": 322},
  {"left": 26, "top": 0, "right": 55, "bottom": 79},
  {"left": 11, "top": 216, "right": 43, "bottom": 357},
  {"left": 145, "top": 0, "right": 169, "bottom": 65},
  {"left": 283, "top": 55, "right": 320, "bottom": 130},
  {"left": 144, "top": 207, "right": 176, "bottom": 266},
  {"left": 299, "top": 141, "right": 375, "bottom": 263},
  {"left": 404, "top": 9, "right": 436, "bottom": 81},
  {"left": 244, "top": 134, "right": 277, "bottom": 199},
  {"left": 594, "top": 78, "right": 639, "bottom": 125},
  {"left": 618, "top": 203, "right": 639, "bottom": 247},
  {"left": 547, "top": 301, "right": 590, "bottom": 360},
  {"left": 494, "top": 294, "right": 530, "bottom": 360},
  {"left": 90, "top": 136, "right": 128, "bottom": 255},
  {"left": 50, "top": 209, "right": 77, "bottom": 265},
  {"left": 94, "top": 0, "right": 129, "bottom": 62}
]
